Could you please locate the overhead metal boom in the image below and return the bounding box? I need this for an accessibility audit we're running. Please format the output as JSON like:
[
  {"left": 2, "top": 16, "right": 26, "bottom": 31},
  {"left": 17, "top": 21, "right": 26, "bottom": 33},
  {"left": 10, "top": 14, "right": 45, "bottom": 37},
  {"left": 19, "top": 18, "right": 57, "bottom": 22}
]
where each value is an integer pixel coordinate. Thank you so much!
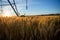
[
  {"left": 0, "top": 0, "right": 28, "bottom": 16},
  {"left": 0, "top": 3, "right": 14, "bottom": 6},
  {"left": 26, "top": 0, "right": 28, "bottom": 10},
  {"left": 7, "top": 0, "right": 19, "bottom": 16}
]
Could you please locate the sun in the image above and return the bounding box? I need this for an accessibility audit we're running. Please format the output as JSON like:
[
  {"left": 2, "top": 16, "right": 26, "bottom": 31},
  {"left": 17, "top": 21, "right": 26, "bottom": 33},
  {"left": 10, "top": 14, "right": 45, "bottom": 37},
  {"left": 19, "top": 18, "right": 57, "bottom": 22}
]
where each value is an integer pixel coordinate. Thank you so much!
[
  {"left": 2, "top": 10, "right": 12, "bottom": 17},
  {"left": 4, "top": 11, "right": 11, "bottom": 17}
]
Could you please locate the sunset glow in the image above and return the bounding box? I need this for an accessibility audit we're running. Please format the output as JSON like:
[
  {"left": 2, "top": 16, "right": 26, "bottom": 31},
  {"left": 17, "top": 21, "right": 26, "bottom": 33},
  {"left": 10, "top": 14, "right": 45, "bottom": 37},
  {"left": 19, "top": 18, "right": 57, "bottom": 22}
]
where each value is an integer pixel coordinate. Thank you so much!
[{"left": 2, "top": 10, "right": 12, "bottom": 17}]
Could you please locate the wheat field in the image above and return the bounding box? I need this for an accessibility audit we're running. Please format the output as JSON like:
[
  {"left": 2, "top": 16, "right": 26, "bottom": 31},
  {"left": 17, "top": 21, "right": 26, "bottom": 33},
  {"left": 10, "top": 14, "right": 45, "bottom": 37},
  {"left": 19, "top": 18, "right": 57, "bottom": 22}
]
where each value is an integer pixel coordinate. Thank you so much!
[{"left": 0, "top": 16, "right": 60, "bottom": 40}]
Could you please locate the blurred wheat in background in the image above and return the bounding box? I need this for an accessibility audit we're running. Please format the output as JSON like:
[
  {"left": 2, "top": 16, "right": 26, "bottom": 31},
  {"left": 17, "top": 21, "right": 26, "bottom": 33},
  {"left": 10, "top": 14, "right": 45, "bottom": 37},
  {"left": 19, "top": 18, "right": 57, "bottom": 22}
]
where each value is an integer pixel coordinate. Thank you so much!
[{"left": 0, "top": 16, "right": 60, "bottom": 40}]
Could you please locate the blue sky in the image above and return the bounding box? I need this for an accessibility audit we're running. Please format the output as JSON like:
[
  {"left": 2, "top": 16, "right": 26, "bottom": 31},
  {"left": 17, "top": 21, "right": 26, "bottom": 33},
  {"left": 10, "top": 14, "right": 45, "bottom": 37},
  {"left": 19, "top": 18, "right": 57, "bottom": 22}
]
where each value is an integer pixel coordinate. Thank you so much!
[{"left": 0, "top": 0, "right": 60, "bottom": 15}]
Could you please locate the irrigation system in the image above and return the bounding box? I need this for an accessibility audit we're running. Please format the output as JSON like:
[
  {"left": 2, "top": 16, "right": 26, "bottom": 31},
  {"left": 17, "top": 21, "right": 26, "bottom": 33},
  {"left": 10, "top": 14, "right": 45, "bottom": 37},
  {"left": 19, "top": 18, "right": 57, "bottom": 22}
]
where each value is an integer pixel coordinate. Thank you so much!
[{"left": 0, "top": 0, "right": 28, "bottom": 16}]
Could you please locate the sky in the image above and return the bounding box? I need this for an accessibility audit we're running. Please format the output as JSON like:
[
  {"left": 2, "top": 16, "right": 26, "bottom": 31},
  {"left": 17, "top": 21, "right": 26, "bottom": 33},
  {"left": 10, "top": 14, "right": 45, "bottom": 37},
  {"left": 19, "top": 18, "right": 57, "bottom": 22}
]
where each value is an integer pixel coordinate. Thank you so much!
[{"left": 0, "top": 0, "right": 60, "bottom": 15}]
